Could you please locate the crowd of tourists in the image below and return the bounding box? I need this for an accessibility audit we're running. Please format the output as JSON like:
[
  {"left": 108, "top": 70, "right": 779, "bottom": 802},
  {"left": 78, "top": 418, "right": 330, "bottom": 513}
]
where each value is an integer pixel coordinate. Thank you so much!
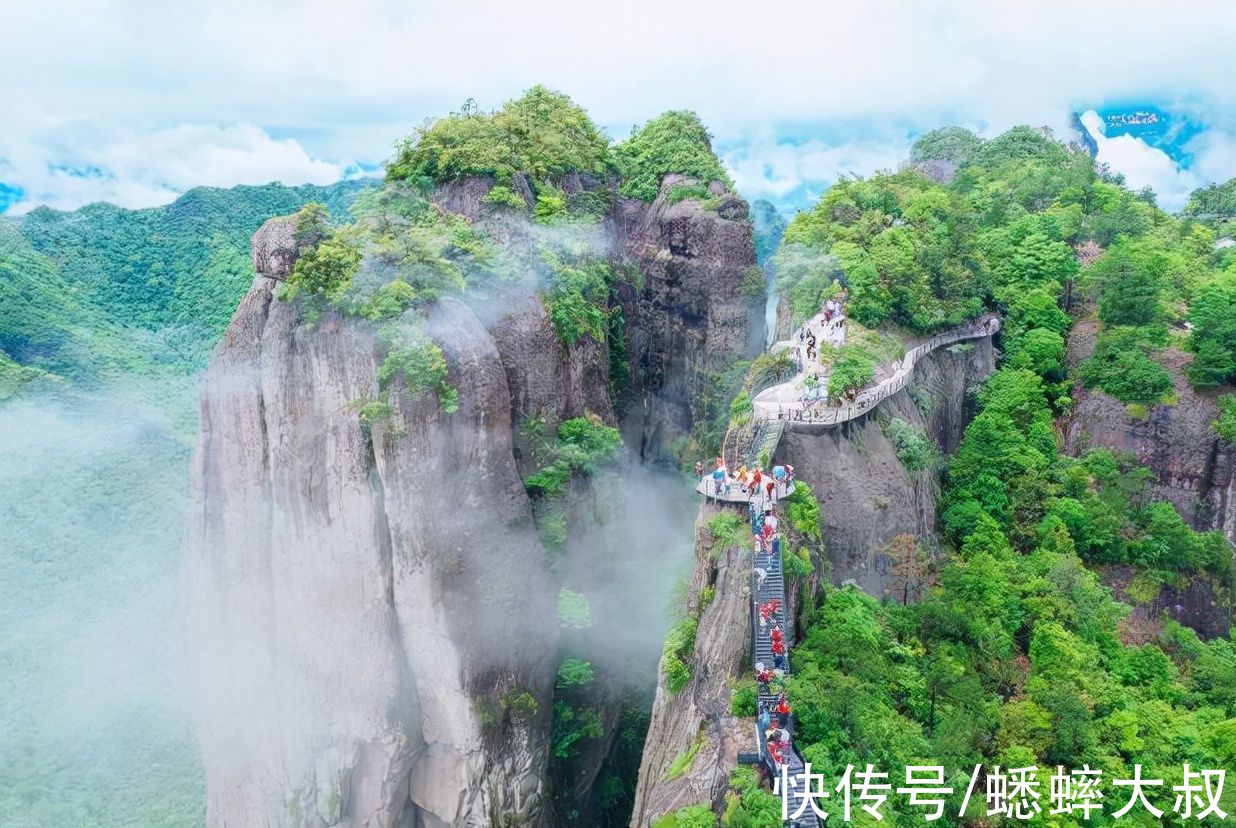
[
  {"left": 750, "top": 500, "right": 799, "bottom": 777},
  {"left": 697, "top": 459, "right": 795, "bottom": 505}
]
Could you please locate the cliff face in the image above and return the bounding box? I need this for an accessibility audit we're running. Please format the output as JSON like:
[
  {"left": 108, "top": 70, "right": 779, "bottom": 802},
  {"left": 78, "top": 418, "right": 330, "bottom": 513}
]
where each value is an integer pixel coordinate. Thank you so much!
[
  {"left": 628, "top": 504, "right": 754, "bottom": 828},
  {"left": 185, "top": 167, "right": 761, "bottom": 826},
  {"left": 611, "top": 175, "right": 764, "bottom": 461},
  {"left": 1065, "top": 321, "right": 1236, "bottom": 544},
  {"left": 777, "top": 336, "right": 996, "bottom": 593},
  {"left": 187, "top": 217, "right": 559, "bottom": 828}
]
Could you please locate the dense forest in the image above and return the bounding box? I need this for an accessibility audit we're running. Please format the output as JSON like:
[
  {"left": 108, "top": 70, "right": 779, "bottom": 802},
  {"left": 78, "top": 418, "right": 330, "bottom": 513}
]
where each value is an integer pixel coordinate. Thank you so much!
[{"left": 0, "top": 180, "right": 369, "bottom": 394}]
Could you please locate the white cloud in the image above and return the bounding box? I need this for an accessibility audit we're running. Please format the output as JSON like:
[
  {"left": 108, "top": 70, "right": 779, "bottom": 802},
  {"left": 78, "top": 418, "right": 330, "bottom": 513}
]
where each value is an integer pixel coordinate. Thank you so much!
[
  {"left": 1078, "top": 110, "right": 1236, "bottom": 211},
  {"left": 4, "top": 124, "right": 343, "bottom": 213},
  {"left": 1, "top": 0, "right": 1235, "bottom": 211},
  {"left": 721, "top": 130, "right": 909, "bottom": 208}
]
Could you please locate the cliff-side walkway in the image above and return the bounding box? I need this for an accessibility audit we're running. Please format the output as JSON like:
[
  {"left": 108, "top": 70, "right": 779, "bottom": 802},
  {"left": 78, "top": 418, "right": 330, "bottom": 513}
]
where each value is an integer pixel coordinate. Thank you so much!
[{"left": 753, "top": 313, "right": 1001, "bottom": 424}]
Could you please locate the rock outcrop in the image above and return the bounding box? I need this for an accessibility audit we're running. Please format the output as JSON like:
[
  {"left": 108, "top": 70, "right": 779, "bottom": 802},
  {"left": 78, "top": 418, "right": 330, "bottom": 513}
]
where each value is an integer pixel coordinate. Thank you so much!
[
  {"left": 776, "top": 336, "right": 997, "bottom": 593},
  {"left": 611, "top": 175, "right": 764, "bottom": 461},
  {"left": 1065, "top": 321, "right": 1236, "bottom": 544},
  {"left": 628, "top": 503, "right": 754, "bottom": 827},
  {"left": 186, "top": 163, "right": 763, "bottom": 827},
  {"left": 185, "top": 216, "right": 557, "bottom": 828}
]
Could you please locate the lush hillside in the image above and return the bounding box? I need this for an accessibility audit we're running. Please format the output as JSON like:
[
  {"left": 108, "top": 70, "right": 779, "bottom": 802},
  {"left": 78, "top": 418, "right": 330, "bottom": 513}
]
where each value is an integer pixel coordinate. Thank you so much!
[
  {"left": 0, "top": 179, "right": 372, "bottom": 388},
  {"left": 765, "top": 126, "right": 1236, "bottom": 824}
]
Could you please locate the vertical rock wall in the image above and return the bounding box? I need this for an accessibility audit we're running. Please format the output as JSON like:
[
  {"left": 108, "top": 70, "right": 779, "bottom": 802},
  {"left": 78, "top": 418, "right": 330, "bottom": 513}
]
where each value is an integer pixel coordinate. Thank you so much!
[{"left": 776, "top": 336, "right": 996, "bottom": 594}]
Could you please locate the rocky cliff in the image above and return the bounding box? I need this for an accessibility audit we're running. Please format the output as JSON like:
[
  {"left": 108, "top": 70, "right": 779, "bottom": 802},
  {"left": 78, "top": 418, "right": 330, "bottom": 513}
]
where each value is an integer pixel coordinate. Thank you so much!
[
  {"left": 1065, "top": 320, "right": 1236, "bottom": 544},
  {"left": 186, "top": 217, "right": 560, "bottom": 827},
  {"left": 627, "top": 504, "right": 754, "bottom": 827},
  {"left": 628, "top": 335, "right": 995, "bottom": 825},
  {"left": 610, "top": 175, "right": 764, "bottom": 461},
  {"left": 777, "top": 336, "right": 996, "bottom": 593},
  {"left": 184, "top": 167, "right": 761, "bottom": 827}
]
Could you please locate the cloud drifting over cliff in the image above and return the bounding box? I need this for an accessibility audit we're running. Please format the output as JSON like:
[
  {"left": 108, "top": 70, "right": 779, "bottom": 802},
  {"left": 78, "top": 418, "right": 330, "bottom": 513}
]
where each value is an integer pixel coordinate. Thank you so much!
[{"left": 2, "top": 0, "right": 1235, "bottom": 211}]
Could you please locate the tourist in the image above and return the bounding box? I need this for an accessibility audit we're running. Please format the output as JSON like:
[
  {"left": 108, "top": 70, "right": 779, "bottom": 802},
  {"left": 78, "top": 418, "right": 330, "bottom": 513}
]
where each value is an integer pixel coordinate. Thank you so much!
[
  {"left": 711, "top": 466, "right": 725, "bottom": 496},
  {"left": 694, "top": 460, "right": 703, "bottom": 481},
  {"left": 756, "top": 663, "right": 773, "bottom": 690},
  {"left": 753, "top": 565, "right": 768, "bottom": 591},
  {"left": 775, "top": 696, "right": 791, "bottom": 726},
  {"left": 764, "top": 510, "right": 778, "bottom": 532},
  {"left": 765, "top": 479, "right": 775, "bottom": 502},
  {"left": 772, "top": 636, "right": 787, "bottom": 670}
]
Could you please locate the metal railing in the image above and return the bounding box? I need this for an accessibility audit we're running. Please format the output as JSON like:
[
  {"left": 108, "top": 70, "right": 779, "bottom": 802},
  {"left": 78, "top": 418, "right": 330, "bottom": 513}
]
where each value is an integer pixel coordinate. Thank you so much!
[{"left": 753, "top": 314, "right": 1000, "bottom": 426}]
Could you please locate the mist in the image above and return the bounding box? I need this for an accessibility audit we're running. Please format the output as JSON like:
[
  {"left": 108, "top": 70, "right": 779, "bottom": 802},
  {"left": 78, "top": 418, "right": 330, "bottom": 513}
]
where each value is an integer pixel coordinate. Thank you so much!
[{"left": 0, "top": 384, "right": 204, "bottom": 826}]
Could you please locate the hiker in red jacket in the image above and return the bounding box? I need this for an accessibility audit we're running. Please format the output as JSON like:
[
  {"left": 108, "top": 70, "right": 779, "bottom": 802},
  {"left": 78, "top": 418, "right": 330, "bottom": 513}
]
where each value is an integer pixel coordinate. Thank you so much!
[{"left": 775, "top": 696, "right": 791, "bottom": 726}]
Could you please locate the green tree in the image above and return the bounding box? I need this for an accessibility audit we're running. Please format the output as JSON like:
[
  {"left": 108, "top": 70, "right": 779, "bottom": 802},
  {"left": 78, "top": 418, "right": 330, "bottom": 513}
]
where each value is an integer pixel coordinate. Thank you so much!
[{"left": 614, "top": 111, "right": 732, "bottom": 202}]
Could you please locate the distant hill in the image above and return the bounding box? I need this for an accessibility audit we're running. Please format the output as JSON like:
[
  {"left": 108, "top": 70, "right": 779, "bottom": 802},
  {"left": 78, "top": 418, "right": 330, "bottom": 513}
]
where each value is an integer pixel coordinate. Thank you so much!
[{"left": 0, "top": 179, "right": 374, "bottom": 394}]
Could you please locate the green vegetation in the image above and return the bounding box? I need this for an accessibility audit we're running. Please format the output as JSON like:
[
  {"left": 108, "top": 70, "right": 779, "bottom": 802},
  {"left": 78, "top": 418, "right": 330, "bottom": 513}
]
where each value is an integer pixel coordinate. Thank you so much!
[
  {"left": 707, "top": 512, "right": 746, "bottom": 553},
  {"left": 551, "top": 701, "right": 605, "bottom": 760},
  {"left": 661, "top": 617, "right": 698, "bottom": 694},
  {"left": 784, "top": 481, "right": 823, "bottom": 542},
  {"left": 524, "top": 414, "right": 622, "bottom": 497},
  {"left": 665, "top": 182, "right": 715, "bottom": 206},
  {"left": 1079, "top": 327, "right": 1174, "bottom": 404},
  {"left": 827, "top": 344, "right": 878, "bottom": 400},
  {"left": 1186, "top": 271, "right": 1236, "bottom": 387},
  {"left": 909, "top": 126, "right": 983, "bottom": 167},
  {"left": 0, "top": 181, "right": 368, "bottom": 385},
  {"left": 387, "top": 87, "right": 612, "bottom": 189},
  {"left": 281, "top": 231, "right": 361, "bottom": 303},
  {"left": 1183, "top": 177, "right": 1236, "bottom": 220},
  {"left": 556, "top": 588, "right": 592, "bottom": 629},
  {"left": 556, "top": 657, "right": 595, "bottom": 689},
  {"left": 883, "top": 416, "right": 939, "bottom": 472},
  {"left": 1215, "top": 395, "right": 1236, "bottom": 443},
  {"left": 775, "top": 124, "right": 1173, "bottom": 334},
  {"left": 664, "top": 733, "right": 703, "bottom": 781},
  {"left": 651, "top": 803, "right": 715, "bottom": 828},
  {"left": 543, "top": 252, "right": 613, "bottom": 346},
  {"left": 615, "top": 111, "right": 733, "bottom": 202},
  {"left": 722, "top": 767, "right": 782, "bottom": 828},
  {"left": 376, "top": 328, "right": 458, "bottom": 413},
  {"left": 729, "top": 680, "right": 758, "bottom": 717}
]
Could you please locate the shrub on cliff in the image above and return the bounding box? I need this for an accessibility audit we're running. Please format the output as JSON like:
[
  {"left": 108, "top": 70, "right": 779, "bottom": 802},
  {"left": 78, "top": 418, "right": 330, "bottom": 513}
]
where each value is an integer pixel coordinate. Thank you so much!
[
  {"left": 1079, "top": 327, "right": 1173, "bottom": 404},
  {"left": 376, "top": 327, "right": 458, "bottom": 413},
  {"left": 1215, "top": 395, "right": 1236, "bottom": 444},
  {"left": 542, "top": 252, "right": 611, "bottom": 346},
  {"left": 827, "top": 344, "right": 877, "bottom": 400},
  {"left": 1187, "top": 273, "right": 1236, "bottom": 387},
  {"left": 279, "top": 232, "right": 361, "bottom": 303},
  {"left": 614, "top": 111, "right": 732, "bottom": 202}
]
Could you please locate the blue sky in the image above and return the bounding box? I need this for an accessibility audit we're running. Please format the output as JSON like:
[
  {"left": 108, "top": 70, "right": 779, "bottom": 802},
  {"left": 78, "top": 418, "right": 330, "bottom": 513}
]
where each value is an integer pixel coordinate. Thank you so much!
[{"left": 1, "top": 1, "right": 1234, "bottom": 216}]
